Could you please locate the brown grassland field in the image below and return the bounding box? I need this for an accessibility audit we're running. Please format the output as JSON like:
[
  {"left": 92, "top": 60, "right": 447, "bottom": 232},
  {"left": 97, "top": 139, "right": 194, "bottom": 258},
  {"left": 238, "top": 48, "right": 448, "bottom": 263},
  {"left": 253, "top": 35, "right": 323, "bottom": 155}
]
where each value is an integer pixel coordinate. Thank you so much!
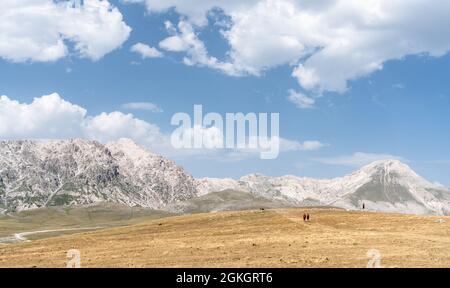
[{"left": 0, "top": 208, "right": 449, "bottom": 268}]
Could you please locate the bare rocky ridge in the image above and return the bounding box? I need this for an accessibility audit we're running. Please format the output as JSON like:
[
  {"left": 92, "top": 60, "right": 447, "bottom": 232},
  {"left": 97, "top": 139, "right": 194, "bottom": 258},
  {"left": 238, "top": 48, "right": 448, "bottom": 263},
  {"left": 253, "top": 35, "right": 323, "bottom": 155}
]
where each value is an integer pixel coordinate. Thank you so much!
[
  {"left": 196, "top": 160, "right": 450, "bottom": 215},
  {"left": 0, "top": 139, "right": 196, "bottom": 212}
]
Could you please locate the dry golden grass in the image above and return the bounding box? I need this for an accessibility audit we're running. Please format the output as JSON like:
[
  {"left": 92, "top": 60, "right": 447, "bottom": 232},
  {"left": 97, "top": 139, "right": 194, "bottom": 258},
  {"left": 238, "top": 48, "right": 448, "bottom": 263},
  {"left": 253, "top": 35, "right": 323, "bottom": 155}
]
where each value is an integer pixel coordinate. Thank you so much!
[{"left": 1, "top": 208, "right": 449, "bottom": 268}]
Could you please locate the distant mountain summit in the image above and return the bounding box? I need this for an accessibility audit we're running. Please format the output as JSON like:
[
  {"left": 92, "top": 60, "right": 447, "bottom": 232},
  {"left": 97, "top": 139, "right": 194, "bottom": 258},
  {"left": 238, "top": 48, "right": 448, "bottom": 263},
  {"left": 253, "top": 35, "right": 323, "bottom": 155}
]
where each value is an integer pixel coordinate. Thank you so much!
[
  {"left": 0, "top": 139, "right": 196, "bottom": 212},
  {"left": 197, "top": 159, "right": 450, "bottom": 215}
]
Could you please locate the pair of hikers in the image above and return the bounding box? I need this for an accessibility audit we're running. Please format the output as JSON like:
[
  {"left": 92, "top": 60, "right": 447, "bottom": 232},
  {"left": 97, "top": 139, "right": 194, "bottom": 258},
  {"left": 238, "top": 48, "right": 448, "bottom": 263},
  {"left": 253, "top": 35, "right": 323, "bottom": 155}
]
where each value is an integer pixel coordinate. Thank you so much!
[{"left": 302, "top": 213, "right": 310, "bottom": 222}]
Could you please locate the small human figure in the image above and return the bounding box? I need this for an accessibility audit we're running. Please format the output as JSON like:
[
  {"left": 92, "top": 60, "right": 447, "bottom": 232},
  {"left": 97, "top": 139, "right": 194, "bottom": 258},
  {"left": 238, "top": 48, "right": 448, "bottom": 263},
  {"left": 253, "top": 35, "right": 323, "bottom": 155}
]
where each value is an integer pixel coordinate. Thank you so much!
[
  {"left": 303, "top": 213, "right": 306, "bottom": 221},
  {"left": 306, "top": 213, "right": 310, "bottom": 221},
  {"left": 362, "top": 203, "right": 365, "bottom": 210}
]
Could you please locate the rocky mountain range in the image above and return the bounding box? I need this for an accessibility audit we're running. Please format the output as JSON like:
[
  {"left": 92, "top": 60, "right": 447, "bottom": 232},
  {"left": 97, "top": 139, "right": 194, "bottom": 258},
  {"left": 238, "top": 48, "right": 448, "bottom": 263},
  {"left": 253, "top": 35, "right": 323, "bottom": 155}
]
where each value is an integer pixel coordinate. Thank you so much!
[
  {"left": 0, "top": 139, "right": 196, "bottom": 212},
  {"left": 1, "top": 139, "right": 449, "bottom": 216},
  {"left": 197, "top": 160, "right": 450, "bottom": 215}
]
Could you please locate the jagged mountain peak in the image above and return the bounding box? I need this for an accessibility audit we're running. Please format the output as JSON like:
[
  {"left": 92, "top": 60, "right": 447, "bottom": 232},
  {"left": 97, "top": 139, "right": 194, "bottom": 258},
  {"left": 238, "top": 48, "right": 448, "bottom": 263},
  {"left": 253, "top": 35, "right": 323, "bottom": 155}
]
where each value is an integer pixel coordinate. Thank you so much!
[
  {"left": 354, "top": 159, "right": 432, "bottom": 188},
  {"left": 107, "top": 138, "right": 147, "bottom": 152},
  {"left": 107, "top": 138, "right": 158, "bottom": 163},
  {"left": 360, "top": 159, "right": 414, "bottom": 174}
]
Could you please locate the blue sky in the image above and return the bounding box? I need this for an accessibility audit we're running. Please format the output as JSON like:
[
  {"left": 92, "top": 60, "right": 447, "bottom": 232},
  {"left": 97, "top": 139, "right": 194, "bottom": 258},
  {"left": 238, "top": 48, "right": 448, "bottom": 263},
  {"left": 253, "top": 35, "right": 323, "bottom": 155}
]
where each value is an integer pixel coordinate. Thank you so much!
[{"left": 1, "top": 0, "right": 450, "bottom": 185}]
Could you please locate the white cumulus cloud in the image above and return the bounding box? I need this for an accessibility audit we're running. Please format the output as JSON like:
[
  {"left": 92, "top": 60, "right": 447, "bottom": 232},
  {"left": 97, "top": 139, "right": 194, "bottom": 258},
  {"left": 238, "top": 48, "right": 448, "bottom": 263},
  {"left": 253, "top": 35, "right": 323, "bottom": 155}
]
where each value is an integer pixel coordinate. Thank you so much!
[
  {"left": 127, "top": 0, "right": 450, "bottom": 94},
  {"left": 130, "top": 43, "right": 163, "bottom": 58},
  {"left": 0, "top": 0, "right": 131, "bottom": 62},
  {"left": 83, "top": 111, "right": 166, "bottom": 147},
  {"left": 287, "top": 89, "right": 315, "bottom": 109},
  {"left": 0, "top": 93, "right": 166, "bottom": 152},
  {"left": 123, "top": 0, "right": 258, "bottom": 26},
  {"left": 159, "top": 21, "right": 237, "bottom": 75},
  {"left": 0, "top": 93, "right": 325, "bottom": 161},
  {"left": 0, "top": 93, "right": 86, "bottom": 139}
]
